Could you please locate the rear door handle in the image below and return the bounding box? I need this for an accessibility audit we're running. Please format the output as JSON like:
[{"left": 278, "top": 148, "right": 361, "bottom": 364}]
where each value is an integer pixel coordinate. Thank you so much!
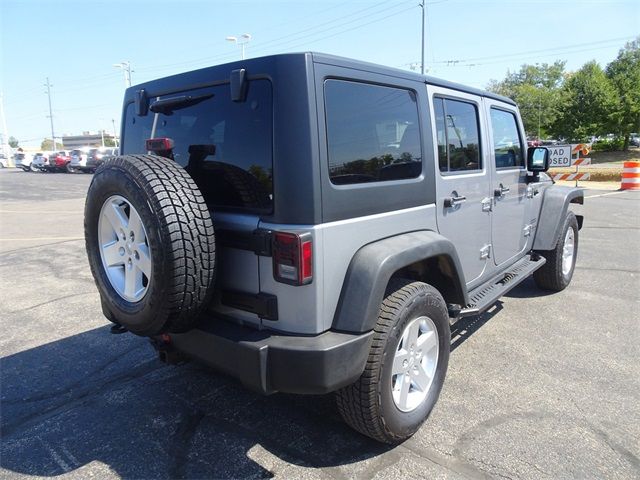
[{"left": 444, "top": 195, "right": 467, "bottom": 208}]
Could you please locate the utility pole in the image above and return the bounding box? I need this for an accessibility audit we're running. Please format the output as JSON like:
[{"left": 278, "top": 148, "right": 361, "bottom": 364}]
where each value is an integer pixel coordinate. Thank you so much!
[
  {"left": 419, "top": 0, "right": 426, "bottom": 75},
  {"left": 114, "top": 61, "right": 132, "bottom": 88},
  {"left": 44, "top": 77, "right": 56, "bottom": 150}
]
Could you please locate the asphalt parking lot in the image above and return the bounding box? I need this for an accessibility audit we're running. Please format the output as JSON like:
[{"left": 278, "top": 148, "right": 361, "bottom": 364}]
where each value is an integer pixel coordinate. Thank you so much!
[{"left": 1, "top": 168, "right": 639, "bottom": 479}]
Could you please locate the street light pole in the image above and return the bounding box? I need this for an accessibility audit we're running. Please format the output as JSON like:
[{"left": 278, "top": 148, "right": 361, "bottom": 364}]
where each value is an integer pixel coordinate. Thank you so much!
[
  {"left": 44, "top": 77, "right": 56, "bottom": 150},
  {"left": 419, "top": 0, "right": 426, "bottom": 75},
  {"left": 226, "top": 34, "right": 252, "bottom": 60},
  {"left": 113, "top": 61, "right": 132, "bottom": 88}
]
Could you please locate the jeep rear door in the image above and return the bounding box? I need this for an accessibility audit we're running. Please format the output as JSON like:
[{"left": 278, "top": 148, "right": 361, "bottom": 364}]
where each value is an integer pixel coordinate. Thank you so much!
[
  {"left": 484, "top": 99, "right": 530, "bottom": 266},
  {"left": 428, "top": 85, "right": 492, "bottom": 288},
  {"left": 121, "top": 80, "right": 274, "bottom": 328}
]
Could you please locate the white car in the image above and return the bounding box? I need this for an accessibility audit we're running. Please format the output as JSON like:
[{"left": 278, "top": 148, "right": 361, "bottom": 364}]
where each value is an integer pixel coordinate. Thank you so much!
[
  {"left": 0, "top": 154, "right": 8, "bottom": 168},
  {"left": 69, "top": 147, "right": 92, "bottom": 172},
  {"left": 14, "top": 152, "right": 34, "bottom": 171}
]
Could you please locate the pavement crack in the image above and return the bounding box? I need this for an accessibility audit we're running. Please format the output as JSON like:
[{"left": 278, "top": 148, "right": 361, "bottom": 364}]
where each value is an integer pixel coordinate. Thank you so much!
[
  {"left": 169, "top": 409, "right": 206, "bottom": 480},
  {"left": 9, "top": 292, "right": 93, "bottom": 313},
  {"left": 2, "top": 344, "right": 142, "bottom": 405},
  {"left": 2, "top": 359, "right": 163, "bottom": 438}
]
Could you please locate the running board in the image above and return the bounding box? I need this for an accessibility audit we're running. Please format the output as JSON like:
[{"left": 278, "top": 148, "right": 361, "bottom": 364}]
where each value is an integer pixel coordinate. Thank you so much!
[{"left": 459, "top": 255, "right": 546, "bottom": 318}]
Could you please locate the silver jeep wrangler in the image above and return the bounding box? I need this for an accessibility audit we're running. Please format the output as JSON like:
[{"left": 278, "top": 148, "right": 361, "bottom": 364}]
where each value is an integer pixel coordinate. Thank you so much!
[{"left": 84, "top": 53, "right": 583, "bottom": 444}]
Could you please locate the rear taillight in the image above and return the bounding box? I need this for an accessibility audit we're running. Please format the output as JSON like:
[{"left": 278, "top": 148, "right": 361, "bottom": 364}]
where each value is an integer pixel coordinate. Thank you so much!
[{"left": 272, "top": 232, "right": 313, "bottom": 286}]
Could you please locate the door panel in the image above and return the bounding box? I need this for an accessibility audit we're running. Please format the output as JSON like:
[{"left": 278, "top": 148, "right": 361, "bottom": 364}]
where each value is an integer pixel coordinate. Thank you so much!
[
  {"left": 485, "top": 101, "right": 530, "bottom": 266},
  {"left": 428, "top": 86, "right": 492, "bottom": 288}
]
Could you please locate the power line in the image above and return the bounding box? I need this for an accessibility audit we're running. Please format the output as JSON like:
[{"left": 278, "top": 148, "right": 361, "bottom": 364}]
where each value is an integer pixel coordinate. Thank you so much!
[{"left": 136, "top": 0, "right": 415, "bottom": 75}]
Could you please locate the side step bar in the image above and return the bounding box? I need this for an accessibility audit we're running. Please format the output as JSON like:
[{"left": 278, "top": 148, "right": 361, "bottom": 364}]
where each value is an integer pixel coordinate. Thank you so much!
[{"left": 458, "top": 254, "right": 546, "bottom": 318}]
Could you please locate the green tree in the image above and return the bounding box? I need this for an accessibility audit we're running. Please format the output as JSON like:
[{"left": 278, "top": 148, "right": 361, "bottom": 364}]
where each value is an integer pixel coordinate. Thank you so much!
[
  {"left": 487, "top": 61, "right": 566, "bottom": 139},
  {"left": 8, "top": 136, "right": 19, "bottom": 148},
  {"left": 40, "top": 138, "right": 63, "bottom": 150},
  {"left": 552, "top": 61, "right": 618, "bottom": 142},
  {"left": 104, "top": 137, "right": 117, "bottom": 147},
  {"left": 606, "top": 37, "right": 640, "bottom": 150}
]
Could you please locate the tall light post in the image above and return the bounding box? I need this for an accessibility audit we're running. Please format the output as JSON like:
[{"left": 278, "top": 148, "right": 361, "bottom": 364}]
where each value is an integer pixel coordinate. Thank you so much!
[
  {"left": 226, "top": 34, "right": 251, "bottom": 60},
  {"left": 419, "top": 0, "right": 426, "bottom": 75},
  {"left": 113, "top": 61, "right": 132, "bottom": 88},
  {"left": 44, "top": 77, "right": 56, "bottom": 150}
]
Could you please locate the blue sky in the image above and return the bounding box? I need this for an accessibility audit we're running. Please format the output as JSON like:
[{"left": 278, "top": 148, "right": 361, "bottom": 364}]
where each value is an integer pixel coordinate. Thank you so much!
[{"left": 1, "top": 0, "right": 638, "bottom": 147}]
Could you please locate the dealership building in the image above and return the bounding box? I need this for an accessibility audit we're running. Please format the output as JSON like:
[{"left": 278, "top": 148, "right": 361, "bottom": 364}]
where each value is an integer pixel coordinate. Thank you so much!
[{"left": 62, "top": 132, "right": 118, "bottom": 149}]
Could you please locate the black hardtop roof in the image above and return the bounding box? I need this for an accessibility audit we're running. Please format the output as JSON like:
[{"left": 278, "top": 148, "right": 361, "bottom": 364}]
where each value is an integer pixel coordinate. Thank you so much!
[{"left": 126, "top": 51, "right": 515, "bottom": 106}]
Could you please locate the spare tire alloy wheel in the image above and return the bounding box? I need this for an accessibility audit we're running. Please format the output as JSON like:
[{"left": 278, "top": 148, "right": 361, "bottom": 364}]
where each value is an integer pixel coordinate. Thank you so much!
[
  {"left": 98, "top": 195, "right": 152, "bottom": 302},
  {"left": 85, "top": 154, "right": 216, "bottom": 336}
]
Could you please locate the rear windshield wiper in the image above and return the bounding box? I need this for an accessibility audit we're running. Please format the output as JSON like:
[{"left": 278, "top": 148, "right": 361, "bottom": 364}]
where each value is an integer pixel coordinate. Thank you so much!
[{"left": 149, "top": 93, "right": 214, "bottom": 115}]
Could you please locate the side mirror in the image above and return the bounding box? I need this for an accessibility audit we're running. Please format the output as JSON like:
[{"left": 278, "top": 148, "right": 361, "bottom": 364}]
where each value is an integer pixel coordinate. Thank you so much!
[{"left": 527, "top": 147, "right": 549, "bottom": 172}]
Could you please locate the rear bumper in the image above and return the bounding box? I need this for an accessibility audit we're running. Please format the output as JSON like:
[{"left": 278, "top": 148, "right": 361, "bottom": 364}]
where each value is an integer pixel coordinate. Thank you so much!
[{"left": 163, "top": 319, "right": 373, "bottom": 395}]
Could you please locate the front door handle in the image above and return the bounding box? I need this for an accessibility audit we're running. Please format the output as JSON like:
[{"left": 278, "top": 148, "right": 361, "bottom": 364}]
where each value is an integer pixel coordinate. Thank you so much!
[
  {"left": 494, "top": 184, "right": 510, "bottom": 197},
  {"left": 444, "top": 195, "right": 467, "bottom": 208}
]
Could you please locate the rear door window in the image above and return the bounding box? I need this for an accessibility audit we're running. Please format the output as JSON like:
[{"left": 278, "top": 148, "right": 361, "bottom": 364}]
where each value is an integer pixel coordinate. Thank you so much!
[
  {"left": 122, "top": 79, "right": 273, "bottom": 212},
  {"left": 324, "top": 80, "right": 422, "bottom": 185},
  {"left": 434, "top": 97, "right": 482, "bottom": 173}
]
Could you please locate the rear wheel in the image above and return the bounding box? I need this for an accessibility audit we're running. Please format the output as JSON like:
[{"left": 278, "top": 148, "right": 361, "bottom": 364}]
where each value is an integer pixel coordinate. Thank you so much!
[
  {"left": 336, "top": 279, "right": 450, "bottom": 444},
  {"left": 534, "top": 212, "right": 578, "bottom": 291},
  {"left": 84, "top": 154, "right": 216, "bottom": 336}
]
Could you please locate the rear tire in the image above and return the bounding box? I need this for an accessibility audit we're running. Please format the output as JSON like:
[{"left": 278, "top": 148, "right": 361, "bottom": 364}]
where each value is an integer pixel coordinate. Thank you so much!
[
  {"left": 534, "top": 211, "right": 578, "bottom": 291},
  {"left": 336, "top": 279, "right": 450, "bottom": 444},
  {"left": 84, "top": 154, "right": 216, "bottom": 336}
]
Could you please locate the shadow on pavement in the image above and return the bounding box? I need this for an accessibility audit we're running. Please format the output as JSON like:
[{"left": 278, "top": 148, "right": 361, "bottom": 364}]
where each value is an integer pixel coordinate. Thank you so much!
[
  {"left": 1, "top": 280, "right": 547, "bottom": 477},
  {"left": 0, "top": 325, "right": 391, "bottom": 478}
]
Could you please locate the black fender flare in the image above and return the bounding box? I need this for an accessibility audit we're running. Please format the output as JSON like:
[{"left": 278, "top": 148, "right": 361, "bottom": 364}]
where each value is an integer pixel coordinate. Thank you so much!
[
  {"left": 331, "top": 230, "right": 467, "bottom": 333},
  {"left": 533, "top": 185, "right": 584, "bottom": 251}
]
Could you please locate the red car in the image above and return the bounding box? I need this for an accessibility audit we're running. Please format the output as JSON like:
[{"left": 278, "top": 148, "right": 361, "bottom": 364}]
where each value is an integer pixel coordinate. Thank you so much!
[{"left": 46, "top": 151, "right": 72, "bottom": 172}]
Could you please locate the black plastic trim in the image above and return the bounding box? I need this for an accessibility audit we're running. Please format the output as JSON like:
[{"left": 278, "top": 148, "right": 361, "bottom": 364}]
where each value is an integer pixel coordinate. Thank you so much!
[
  {"left": 216, "top": 228, "right": 272, "bottom": 256},
  {"left": 221, "top": 290, "right": 278, "bottom": 320},
  {"left": 332, "top": 230, "right": 468, "bottom": 333},
  {"left": 168, "top": 318, "right": 373, "bottom": 394}
]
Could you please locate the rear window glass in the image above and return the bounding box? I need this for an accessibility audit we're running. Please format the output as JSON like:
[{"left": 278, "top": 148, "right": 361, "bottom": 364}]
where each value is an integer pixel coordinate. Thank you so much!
[
  {"left": 324, "top": 80, "right": 422, "bottom": 185},
  {"left": 122, "top": 79, "right": 273, "bottom": 212}
]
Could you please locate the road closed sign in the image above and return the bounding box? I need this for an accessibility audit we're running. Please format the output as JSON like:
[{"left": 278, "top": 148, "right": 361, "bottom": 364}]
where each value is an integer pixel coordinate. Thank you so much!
[{"left": 548, "top": 145, "right": 572, "bottom": 167}]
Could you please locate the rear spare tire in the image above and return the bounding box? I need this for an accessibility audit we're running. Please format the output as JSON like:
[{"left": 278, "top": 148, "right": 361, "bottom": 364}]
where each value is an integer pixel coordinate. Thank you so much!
[{"left": 84, "top": 154, "right": 216, "bottom": 336}]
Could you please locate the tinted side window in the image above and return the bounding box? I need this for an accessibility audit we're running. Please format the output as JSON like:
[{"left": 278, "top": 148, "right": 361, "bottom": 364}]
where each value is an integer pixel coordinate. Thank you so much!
[
  {"left": 122, "top": 80, "right": 273, "bottom": 212},
  {"left": 324, "top": 80, "right": 422, "bottom": 185},
  {"left": 490, "top": 108, "right": 523, "bottom": 168},
  {"left": 434, "top": 97, "right": 481, "bottom": 173}
]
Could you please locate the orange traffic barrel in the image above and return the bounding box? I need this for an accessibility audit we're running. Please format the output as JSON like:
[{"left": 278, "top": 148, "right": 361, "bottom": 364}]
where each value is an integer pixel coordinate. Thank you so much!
[{"left": 621, "top": 161, "right": 640, "bottom": 190}]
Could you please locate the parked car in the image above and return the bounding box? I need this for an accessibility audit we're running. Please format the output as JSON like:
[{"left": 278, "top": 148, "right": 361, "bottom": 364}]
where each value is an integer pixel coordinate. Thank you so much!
[
  {"left": 68, "top": 147, "right": 91, "bottom": 173},
  {"left": 0, "top": 153, "right": 8, "bottom": 168},
  {"left": 83, "top": 52, "right": 583, "bottom": 444},
  {"left": 630, "top": 134, "right": 639, "bottom": 147},
  {"left": 31, "top": 152, "right": 51, "bottom": 171},
  {"left": 85, "top": 147, "right": 118, "bottom": 172},
  {"left": 46, "top": 151, "right": 72, "bottom": 172},
  {"left": 14, "top": 152, "right": 34, "bottom": 171}
]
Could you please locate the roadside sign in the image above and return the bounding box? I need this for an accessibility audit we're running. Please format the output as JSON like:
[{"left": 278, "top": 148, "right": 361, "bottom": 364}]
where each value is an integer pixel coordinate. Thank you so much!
[
  {"left": 548, "top": 145, "right": 572, "bottom": 167},
  {"left": 548, "top": 143, "right": 591, "bottom": 167}
]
